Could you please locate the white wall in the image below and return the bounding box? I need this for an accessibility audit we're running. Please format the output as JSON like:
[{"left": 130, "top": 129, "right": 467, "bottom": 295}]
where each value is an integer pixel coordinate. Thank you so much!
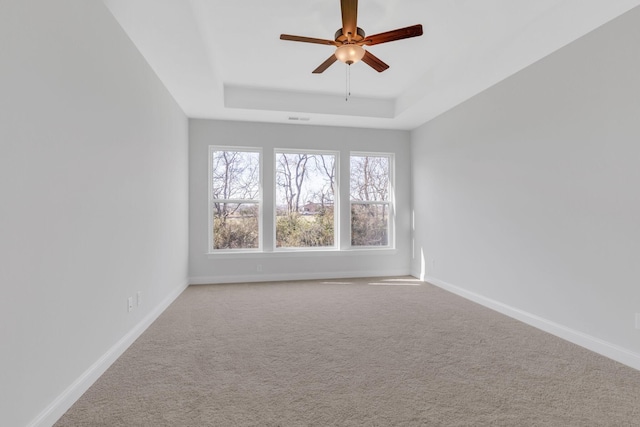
[
  {"left": 189, "top": 119, "right": 411, "bottom": 283},
  {"left": 0, "top": 1, "right": 189, "bottom": 426},
  {"left": 411, "top": 6, "right": 640, "bottom": 367}
]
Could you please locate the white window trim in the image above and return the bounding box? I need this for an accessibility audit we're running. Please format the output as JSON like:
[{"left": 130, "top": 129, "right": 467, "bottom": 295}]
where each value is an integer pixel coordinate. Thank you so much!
[
  {"left": 206, "top": 147, "right": 396, "bottom": 255},
  {"left": 206, "top": 247, "right": 398, "bottom": 259},
  {"left": 349, "top": 151, "right": 395, "bottom": 250},
  {"left": 208, "top": 145, "right": 263, "bottom": 253},
  {"left": 273, "top": 148, "right": 340, "bottom": 251}
]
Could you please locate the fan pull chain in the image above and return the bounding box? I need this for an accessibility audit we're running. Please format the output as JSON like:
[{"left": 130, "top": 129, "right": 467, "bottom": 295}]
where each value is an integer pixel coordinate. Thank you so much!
[
  {"left": 345, "top": 64, "right": 352, "bottom": 102},
  {"left": 345, "top": 64, "right": 348, "bottom": 101}
]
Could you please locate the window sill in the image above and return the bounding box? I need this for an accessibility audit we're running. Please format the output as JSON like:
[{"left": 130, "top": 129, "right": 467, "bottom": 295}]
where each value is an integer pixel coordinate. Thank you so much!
[{"left": 206, "top": 247, "right": 398, "bottom": 259}]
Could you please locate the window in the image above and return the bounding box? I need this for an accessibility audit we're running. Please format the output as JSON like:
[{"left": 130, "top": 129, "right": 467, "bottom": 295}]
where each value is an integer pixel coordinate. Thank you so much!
[
  {"left": 275, "top": 150, "right": 337, "bottom": 248},
  {"left": 350, "top": 153, "right": 393, "bottom": 247},
  {"left": 209, "top": 147, "right": 261, "bottom": 251},
  {"left": 207, "top": 146, "right": 395, "bottom": 253}
]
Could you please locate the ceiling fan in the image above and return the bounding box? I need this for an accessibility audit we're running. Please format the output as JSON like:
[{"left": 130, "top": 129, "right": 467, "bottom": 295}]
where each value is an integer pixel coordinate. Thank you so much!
[{"left": 280, "top": 0, "right": 423, "bottom": 73}]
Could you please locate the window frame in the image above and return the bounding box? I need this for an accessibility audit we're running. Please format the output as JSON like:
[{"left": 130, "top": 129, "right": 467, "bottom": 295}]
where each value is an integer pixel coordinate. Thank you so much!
[
  {"left": 349, "top": 151, "right": 395, "bottom": 249},
  {"left": 273, "top": 148, "right": 340, "bottom": 251},
  {"left": 206, "top": 146, "right": 398, "bottom": 255},
  {"left": 208, "top": 145, "right": 263, "bottom": 253}
]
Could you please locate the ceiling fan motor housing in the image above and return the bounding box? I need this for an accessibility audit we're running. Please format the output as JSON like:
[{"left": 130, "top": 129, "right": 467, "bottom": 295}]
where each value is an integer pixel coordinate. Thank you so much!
[{"left": 335, "top": 27, "right": 366, "bottom": 43}]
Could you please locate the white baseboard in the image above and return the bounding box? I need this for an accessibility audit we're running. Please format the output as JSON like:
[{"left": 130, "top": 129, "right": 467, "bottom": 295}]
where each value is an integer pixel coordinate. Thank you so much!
[
  {"left": 29, "top": 279, "right": 189, "bottom": 427},
  {"left": 424, "top": 275, "right": 640, "bottom": 372},
  {"left": 190, "top": 269, "right": 412, "bottom": 285}
]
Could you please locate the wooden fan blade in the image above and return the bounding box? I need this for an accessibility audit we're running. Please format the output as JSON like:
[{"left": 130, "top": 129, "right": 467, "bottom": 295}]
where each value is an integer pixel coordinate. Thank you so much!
[
  {"left": 362, "top": 24, "right": 423, "bottom": 46},
  {"left": 312, "top": 54, "right": 338, "bottom": 74},
  {"left": 361, "top": 50, "right": 389, "bottom": 73},
  {"left": 341, "top": 0, "right": 358, "bottom": 40},
  {"left": 280, "top": 34, "right": 338, "bottom": 46}
]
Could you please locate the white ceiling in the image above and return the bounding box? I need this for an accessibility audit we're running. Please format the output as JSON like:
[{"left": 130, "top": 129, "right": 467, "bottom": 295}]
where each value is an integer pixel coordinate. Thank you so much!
[{"left": 103, "top": 0, "right": 640, "bottom": 130}]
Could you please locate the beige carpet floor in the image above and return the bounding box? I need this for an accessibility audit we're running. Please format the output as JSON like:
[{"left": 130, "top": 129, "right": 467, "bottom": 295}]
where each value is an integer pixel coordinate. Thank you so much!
[{"left": 56, "top": 277, "right": 640, "bottom": 426}]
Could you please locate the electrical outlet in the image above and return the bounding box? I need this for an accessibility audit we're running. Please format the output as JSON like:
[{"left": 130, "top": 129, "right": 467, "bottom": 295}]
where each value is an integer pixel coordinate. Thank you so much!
[
  {"left": 257, "top": 264, "right": 262, "bottom": 272},
  {"left": 127, "top": 297, "right": 134, "bottom": 312},
  {"left": 635, "top": 313, "right": 640, "bottom": 329},
  {"left": 136, "top": 291, "right": 141, "bottom": 307}
]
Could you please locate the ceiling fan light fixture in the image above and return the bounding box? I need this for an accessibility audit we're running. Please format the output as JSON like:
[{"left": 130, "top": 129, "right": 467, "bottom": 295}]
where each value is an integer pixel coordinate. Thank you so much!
[{"left": 335, "top": 44, "right": 365, "bottom": 65}]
